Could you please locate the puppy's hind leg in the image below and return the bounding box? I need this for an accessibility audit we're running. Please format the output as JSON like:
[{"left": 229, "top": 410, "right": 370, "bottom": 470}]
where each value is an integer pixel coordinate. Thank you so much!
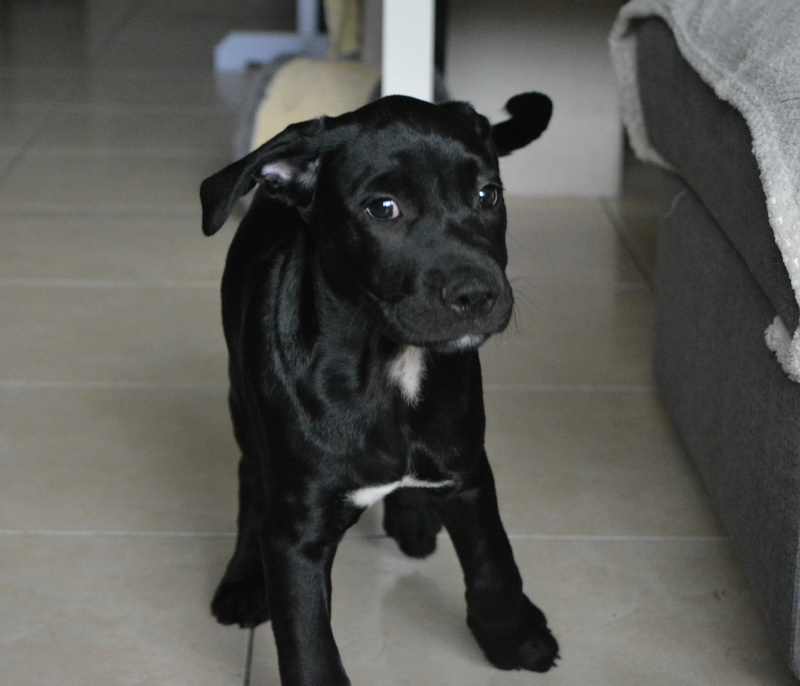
[
  {"left": 383, "top": 488, "right": 442, "bottom": 558},
  {"left": 212, "top": 400, "right": 270, "bottom": 628}
]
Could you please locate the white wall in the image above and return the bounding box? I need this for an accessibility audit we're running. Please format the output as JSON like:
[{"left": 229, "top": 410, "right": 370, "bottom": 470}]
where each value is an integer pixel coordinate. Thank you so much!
[{"left": 446, "top": 0, "right": 623, "bottom": 197}]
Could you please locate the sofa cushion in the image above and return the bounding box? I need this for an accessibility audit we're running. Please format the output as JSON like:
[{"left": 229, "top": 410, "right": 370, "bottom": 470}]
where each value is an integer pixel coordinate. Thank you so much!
[
  {"left": 634, "top": 18, "right": 798, "bottom": 333},
  {"left": 654, "top": 174, "right": 800, "bottom": 679}
]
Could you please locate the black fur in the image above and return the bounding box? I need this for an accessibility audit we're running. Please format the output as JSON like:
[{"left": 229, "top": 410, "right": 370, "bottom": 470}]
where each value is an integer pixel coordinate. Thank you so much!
[
  {"left": 491, "top": 92, "right": 553, "bottom": 156},
  {"left": 200, "top": 94, "right": 557, "bottom": 685}
]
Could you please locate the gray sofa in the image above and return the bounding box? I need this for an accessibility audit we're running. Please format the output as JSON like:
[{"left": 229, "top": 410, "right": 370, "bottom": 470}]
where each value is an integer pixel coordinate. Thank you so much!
[{"left": 612, "top": 10, "right": 800, "bottom": 681}]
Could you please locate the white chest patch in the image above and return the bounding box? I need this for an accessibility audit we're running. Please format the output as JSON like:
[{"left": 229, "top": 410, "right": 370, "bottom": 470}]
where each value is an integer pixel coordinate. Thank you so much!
[
  {"left": 348, "top": 475, "right": 453, "bottom": 509},
  {"left": 386, "top": 345, "right": 426, "bottom": 404}
]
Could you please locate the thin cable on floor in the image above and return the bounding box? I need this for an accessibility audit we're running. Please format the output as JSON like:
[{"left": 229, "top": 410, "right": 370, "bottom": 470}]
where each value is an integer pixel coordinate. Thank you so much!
[{"left": 243, "top": 628, "right": 255, "bottom": 686}]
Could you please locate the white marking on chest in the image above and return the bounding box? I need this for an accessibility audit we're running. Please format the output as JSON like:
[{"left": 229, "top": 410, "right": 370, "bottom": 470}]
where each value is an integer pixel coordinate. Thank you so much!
[
  {"left": 348, "top": 475, "right": 454, "bottom": 509},
  {"left": 386, "top": 345, "right": 426, "bottom": 404}
]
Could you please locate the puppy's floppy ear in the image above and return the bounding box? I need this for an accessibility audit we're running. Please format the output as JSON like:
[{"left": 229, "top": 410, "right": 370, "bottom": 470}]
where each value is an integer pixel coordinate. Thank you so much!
[
  {"left": 491, "top": 92, "right": 553, "bottom": 157},
  {"left": 200, "top": 117, "right": 326, "bottom": 236}
]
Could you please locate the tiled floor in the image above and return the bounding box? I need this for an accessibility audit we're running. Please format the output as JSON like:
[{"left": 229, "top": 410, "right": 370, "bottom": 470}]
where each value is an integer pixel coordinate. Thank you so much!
[{"left": 0, "top": 1, "right": 796, "bottom": 685}]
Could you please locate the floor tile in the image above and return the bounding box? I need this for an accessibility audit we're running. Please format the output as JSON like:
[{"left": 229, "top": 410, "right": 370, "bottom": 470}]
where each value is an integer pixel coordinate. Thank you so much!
[
  {"left": 0, "top": 387, "right": 236, "bottom": 533},
  {"left": 603, "top": 195, "right": 662, "bottom": 283},
  {"left": 505, "top": 196, "right": 647, "bottom": 288},
  {"left": 0, "top": 153, "right": 225, "bottom": 212},
  {"left": 64, "top": 70, "right": 238, "bottom": 110},
  {"left": 0, "top": 285, "right": 227, "bottom": 385},
  {"left": 0, "top": 535, "right": 246, "bottom": 686},
  {"left": 602, "top": 153, "right": 665, "bottom": 281},
  {"left": 29, "top": 109, "right": 236, "bottom": 155},
  {"left": 0, "top": 0, "right": 794, "bottom": 682},
  {"left": 483, "top": 199, "right": 656, "bottom": 387},
  {"left": 97, "top": 28, "right": 234, "bottom": 72},
  {"left": 0, "top": 105, "right": 49, "bottom": 153},
  {"left": 248, "top": 535, "right": 795, "bottom": 686},
  {"left": 346, "top": 388, "right": 719, "bottom": 541},
  {"left": 0, "top": 72, "right": 77, "bottom": 106},
  {"left": 95, "top": 1, "right": 289, "bottom": 72},
  {"left": 483, "top": 389, "right": 722, "bottom": 537},
  {"left": 0, "top": 212, "right": 227, "bottom": 282},
  {"left": 131, "top": 0, "right": 295, "bottom": 27},
  {"left": 479, "top": 283, "right": 655, "bottom": 387},
  {"left": 0, "top": 0, "right": 139, "bottom": 72},
  {"left": 0, "top": 155, "right": 14, "bottom": 178}
]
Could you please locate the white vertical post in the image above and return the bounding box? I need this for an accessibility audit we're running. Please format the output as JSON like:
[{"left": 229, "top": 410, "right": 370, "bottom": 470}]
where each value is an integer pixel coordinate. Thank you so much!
[
  {"left": 297, "top": 0, "right": 319, "bottom": 37},
  {"left": 381, "top": 0, "right": 435, "bottom": 101}
]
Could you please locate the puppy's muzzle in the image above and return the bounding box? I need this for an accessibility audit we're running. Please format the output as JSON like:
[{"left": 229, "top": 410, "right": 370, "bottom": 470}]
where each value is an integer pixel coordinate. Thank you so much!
[
  {"left": 441, "top": 269, "right": 501, "bottom": 319},
  {"left": 385, "top": 261, "right": 512, "bottom": 352}
]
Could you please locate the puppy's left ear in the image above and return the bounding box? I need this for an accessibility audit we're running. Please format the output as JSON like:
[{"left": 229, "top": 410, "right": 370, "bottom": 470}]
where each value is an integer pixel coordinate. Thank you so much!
[
  {"left": 491, "top": 92, "right": 553, "bottom": 156},
  {"left": 200, "top": 117, "right": 326, "bottom": 236}
]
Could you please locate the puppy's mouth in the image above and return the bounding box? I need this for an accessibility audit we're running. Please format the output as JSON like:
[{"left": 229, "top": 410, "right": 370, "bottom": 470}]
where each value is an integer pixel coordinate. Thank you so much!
[
  {"left": 377, "top": 304, "right": 511, "bottom": 353},
  {"left": 428, "top": 333, "right": 491, "bottom": 353}
]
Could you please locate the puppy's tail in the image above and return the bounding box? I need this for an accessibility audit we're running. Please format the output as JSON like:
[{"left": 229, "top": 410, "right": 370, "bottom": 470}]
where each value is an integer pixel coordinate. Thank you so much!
[{"left": 491, "top": 92, "right": 553, "bottom": 156}]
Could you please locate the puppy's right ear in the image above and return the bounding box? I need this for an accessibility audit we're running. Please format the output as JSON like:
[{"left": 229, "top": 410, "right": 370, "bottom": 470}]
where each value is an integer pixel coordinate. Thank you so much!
[
  {"left": 200, "top": 117, "right": 326, "bottom": 236},
  {"left": 491, "top": 92, "right": 553, "bottom": 156}
]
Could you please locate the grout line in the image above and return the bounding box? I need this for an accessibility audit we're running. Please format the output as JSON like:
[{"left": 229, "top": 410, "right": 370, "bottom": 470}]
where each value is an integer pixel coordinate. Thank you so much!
[
  {"left": 0, "top": 204, "right": 201, "bottom": 214},
  {"left": 0, "top": 66, "right": 228, "bottom": 77},
  {"left": 0, "top": 104, "right": 61, "bottom": 187},
  {"left": 0, "top": 380, "right": 228, "bottom": 391},
  {"left": 21, "top": 148, "right": 227, "bottom": 159},
  {"left": 23, "top": 148, "right": 230, "bottom": 159},
  {"left": 0, "top": 529, "right": 726, "bottom": 544},
  {"left": 506, "top": 533, "right": 728, "bottom": 543},
  {"left": 599, "top": 196, "right": 657, "bottom": 290},
  {"left": 342, "top": 532, "right": 728, "bottom": 544},
  {"left": 0, "top": 380, "right": 654, "bottom": 394},
  {"left": 0, "top": 529, "right": 235, "bottom": 539},
  {"left": 0, "top": 380, "right": 655, "bottom": 394},
  {"left": 52, "top": 102, "right": 232, "bottom": 115},
  {"left": 484, "top": 383, "right": 654, "bottom": 394},
  {"left": 0, "top": 207, "right": 201, "bottom": 217},
  {"left": 0, "top": 278, "right": 219, "bottom": 289}
]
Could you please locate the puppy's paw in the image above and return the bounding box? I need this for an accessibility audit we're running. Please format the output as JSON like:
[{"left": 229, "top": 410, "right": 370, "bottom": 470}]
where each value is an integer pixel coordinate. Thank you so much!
[
  {"left": 468, "top": 595, "right": 559, "bottom": 673},
  {"left": 383, "top": 489, "right": 442, "bottom": 559},
  {"left": 211, "top": 577, "right": 270, "bottom": 629}
]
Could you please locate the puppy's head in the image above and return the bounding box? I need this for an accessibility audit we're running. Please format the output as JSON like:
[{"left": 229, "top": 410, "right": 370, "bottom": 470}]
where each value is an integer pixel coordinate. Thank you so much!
[{"left": 201, "top": 93, "right": 552, "bottom": 352}]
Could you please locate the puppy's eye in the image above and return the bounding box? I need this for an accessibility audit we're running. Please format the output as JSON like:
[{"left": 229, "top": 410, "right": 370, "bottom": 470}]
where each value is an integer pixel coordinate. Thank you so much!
[
  {"left": 366, "top": 198, "right": 400, "bottom": 221},
  {"left": 478, "top": 185, "right": 501, "bottom": 209}
]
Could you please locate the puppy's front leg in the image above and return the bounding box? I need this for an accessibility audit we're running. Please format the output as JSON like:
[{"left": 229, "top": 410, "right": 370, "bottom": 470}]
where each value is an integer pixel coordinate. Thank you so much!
[
  {"left": 261, "top": 527, "right": 351, "bottom": 686},
  {"left": 434, "top": 451, "right": 559, "bottom": 673}
]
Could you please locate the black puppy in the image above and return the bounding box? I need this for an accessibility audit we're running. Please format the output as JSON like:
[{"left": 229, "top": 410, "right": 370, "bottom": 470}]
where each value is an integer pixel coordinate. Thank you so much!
[{"left": 200, "top": 93, "right": 557, "bottom": 685}]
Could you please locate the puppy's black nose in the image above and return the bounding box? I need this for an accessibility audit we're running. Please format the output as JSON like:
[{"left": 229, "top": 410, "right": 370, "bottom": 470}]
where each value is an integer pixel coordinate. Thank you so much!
[{"left": 441, "top": 273, "right": 499, "bottom": 317}]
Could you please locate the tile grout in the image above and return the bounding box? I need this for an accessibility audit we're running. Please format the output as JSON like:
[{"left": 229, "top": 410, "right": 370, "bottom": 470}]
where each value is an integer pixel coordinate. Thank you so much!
[
  {"left": 484, "top": 383, "right": 653, "bottom": 393},
  {"left": 599, "top": 196, "right": 657, "bottom": 289},
  {"left": 0, "top": 278, "right": 219, "bottom": 289},
  {"left": 0, "top": 529, "right": 727, "bottom": 544},
  {"left": 0, "top": 204, "right": 202, "bottom": 213},
  {"left": 506, "top": 533, "right": 728, "bottom": 543},
  {"left": 0, "top": 94, "right": 63, "bottom": 188},
  {"left": 0, "top": 207, "right": 202, "bottom": 217},
  {"left": 14, "top": 148, "right": 227, "bottom": 159},
  {"left": 0, "top": 529, "right": 234, "bottom": 539},
  {"left": 0, "top": 380, "right": 655, "bottom": 394},
  {"left": 0, "top": 380, "right": 228, "bottom": 391}
]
